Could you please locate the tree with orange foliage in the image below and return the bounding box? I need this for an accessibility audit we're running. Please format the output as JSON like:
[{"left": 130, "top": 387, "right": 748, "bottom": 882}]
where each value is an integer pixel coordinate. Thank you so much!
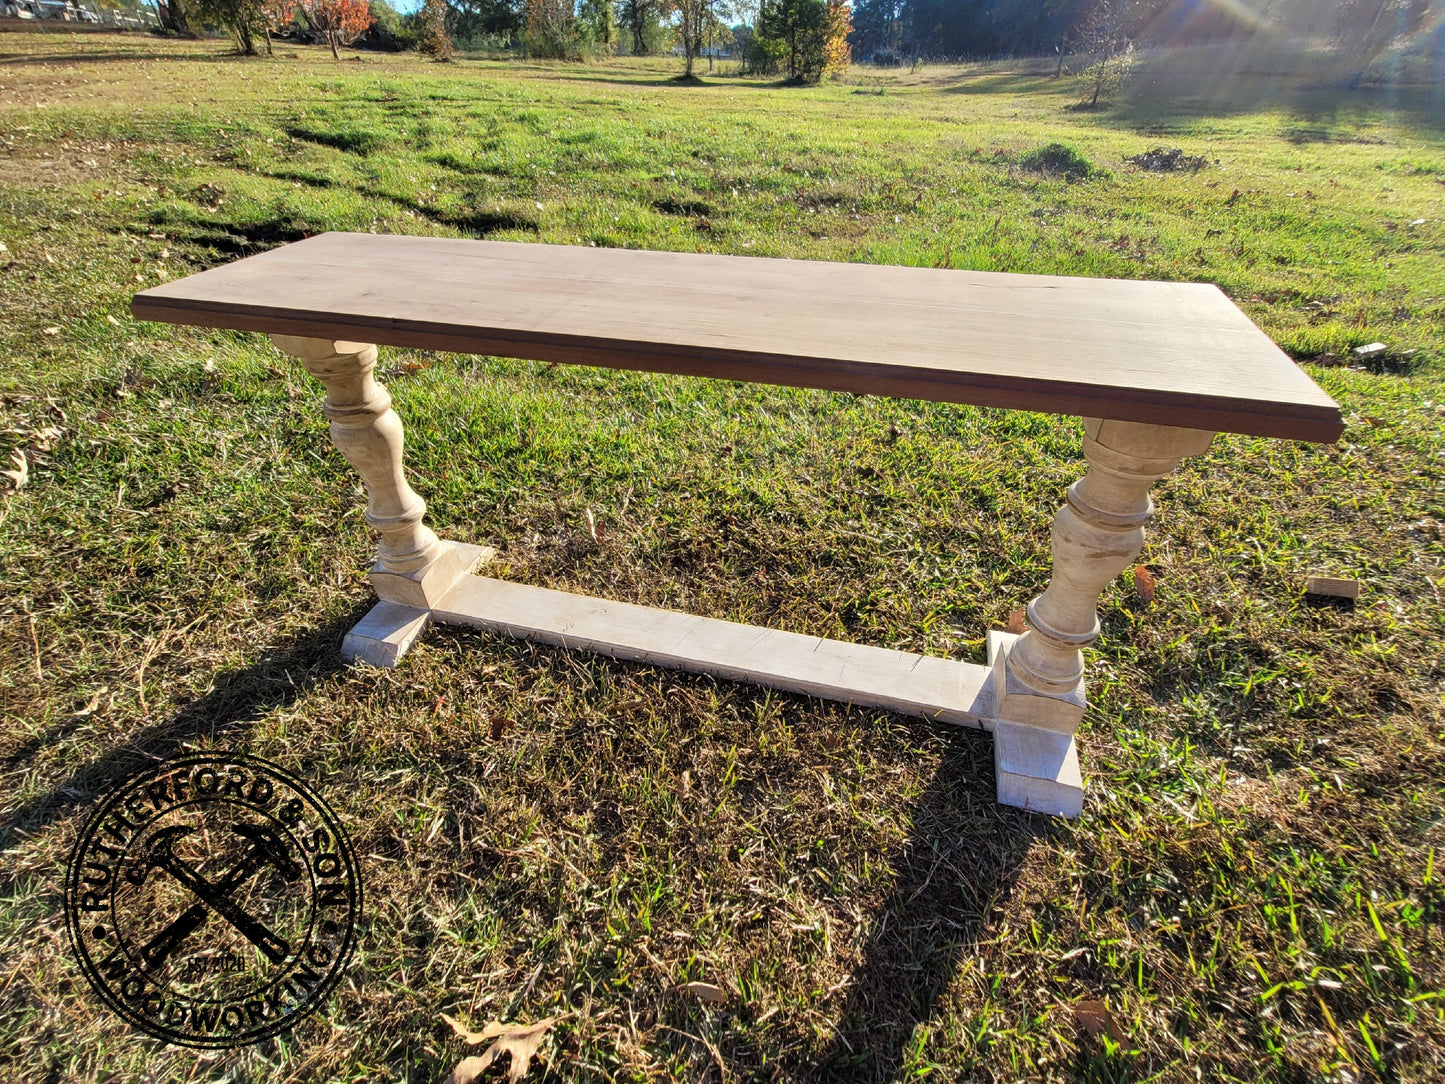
[
  {"left": 293, "top": 0, "right": 373, "bottom": 59},
  {"left": 821, "top": 0, "right": 852, "bottom": 77}
]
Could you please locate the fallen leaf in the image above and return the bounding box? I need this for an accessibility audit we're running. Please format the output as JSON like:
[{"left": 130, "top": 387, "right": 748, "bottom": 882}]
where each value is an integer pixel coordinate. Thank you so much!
[
  {"left": 679, "top": 980, "right": 726, "bottom": 1004},
  {"left": 29, "top": 426, "right": 62, "bottom": 452},
  {"left": 41, "top": 326, "right": 60, "bottom": 336},
  {"left": 441, "top": 1012, "right": 497, "bottom": 1045},
  {"left": 444, "top": 1056, "right": 493, "bottom": 1084},
  {"left": 490, "top": 716, "right": 510, "bottom": 741},
  {"left": 440, "top": 1016, "right": 556, "bottom": 1084},
  {"left": 1134, "top": 565, "right": 1156, "bottom": 605},
  {"left": 1073, "top": 998, "right": 1126, "bottom": 1045},
  {"left": 1006, "top": 607, "right": 1027, "bottom": 635},
  {"left": 106, "top": 314, "right": 121, "bottom": 326},
  {"left": 1, "top": 447, "right": 28, "bottom": 492},
  {"left": 68, "top": 685, "right": 110, "bottom": 720}
]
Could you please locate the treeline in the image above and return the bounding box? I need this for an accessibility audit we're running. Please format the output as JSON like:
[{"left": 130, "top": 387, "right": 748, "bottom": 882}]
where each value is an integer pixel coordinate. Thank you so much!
[
  {"left": 849, "top": 0, "right": 1443, "bottom": 63},
  {"left": 169, "top": 0, "right": 1443, "bottom": 77},
  {"left": 447, "top": 0, "right": 853, "bottom": 81}
]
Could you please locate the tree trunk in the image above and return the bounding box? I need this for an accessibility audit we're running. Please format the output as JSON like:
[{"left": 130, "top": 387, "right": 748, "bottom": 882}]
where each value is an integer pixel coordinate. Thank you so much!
[
  {"left": 329, "top": 30, "right": 340, "bottom": 59},
  {"left": 162, "top": 0, "right": 196, "bottom": 37},
  {"left": 264, "top": 24, "right": 273, "bottom": 56}
]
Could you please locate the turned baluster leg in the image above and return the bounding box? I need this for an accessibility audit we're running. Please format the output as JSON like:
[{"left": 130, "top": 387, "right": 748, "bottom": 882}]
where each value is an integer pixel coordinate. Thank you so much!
[
  {"left": 991, "top": 418, "right": 1215, "bottom": 816},
  {"left": 273, "top": 336, "right": 490, "bottom": 665}
]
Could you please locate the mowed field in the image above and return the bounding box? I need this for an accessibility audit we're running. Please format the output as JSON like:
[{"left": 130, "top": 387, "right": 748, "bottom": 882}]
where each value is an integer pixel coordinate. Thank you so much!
[{"left": 1, "top": 30, "right": 1444, "bottom": 1083}]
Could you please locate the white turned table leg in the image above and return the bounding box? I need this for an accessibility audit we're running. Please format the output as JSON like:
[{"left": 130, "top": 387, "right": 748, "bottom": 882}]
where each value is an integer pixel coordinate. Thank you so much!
[
  {"left": 993, "top": 418, "right": 1215, "bottom": 816},
  {"left": 273, "top": 336, "right": 491, "bottom": 665}
]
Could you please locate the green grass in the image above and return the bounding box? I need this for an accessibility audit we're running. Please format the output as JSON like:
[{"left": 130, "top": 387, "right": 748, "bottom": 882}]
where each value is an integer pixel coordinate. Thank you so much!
[{"left": 1, "top": 31, "right": 1443, "bottom": 1084}]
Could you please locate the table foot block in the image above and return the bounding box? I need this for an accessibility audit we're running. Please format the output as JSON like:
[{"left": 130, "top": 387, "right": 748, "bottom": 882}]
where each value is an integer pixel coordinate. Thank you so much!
[
  {"left": 993, "top": 719, "right": 1084, "bottom": 817},
  {"left": 371, "top": 541, "right": 496, "bottom": 609},
  {"left": 342, "top": 600, "right": 432, "bottom": 668},
  {"left": 433, "top": 575, "right": 997, "bottom": 727}
]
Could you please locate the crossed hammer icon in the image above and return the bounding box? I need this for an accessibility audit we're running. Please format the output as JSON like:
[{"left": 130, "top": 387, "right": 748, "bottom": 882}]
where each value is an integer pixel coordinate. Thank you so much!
[{"left": 126, "top": 823, "right": 301, "bottom": 970}]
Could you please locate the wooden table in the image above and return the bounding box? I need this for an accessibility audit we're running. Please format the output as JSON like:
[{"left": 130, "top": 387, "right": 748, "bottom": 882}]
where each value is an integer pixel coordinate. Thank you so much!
[{"left": 134, "top": 233, "right": 1343, "bottom": 816}]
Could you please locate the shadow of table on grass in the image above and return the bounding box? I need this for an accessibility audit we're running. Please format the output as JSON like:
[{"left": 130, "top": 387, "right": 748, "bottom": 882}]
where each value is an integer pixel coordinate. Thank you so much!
[
  {"left": 802, "top": 729, "right": 1042, "bottom": 1082},
  {"left": 0, "top": 604, "right": 363, "bottom": 856}
]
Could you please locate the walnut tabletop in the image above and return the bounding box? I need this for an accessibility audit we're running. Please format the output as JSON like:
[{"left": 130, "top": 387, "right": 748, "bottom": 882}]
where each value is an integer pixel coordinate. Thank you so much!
[{"left": 132, "top": 232, "right": 1343, "bottom": 442}]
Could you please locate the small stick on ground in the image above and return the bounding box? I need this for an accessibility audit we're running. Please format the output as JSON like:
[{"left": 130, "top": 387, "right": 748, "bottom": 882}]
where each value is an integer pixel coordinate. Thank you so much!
[{"left": 23, "top": 605, "right": 41, "bottom": 682}]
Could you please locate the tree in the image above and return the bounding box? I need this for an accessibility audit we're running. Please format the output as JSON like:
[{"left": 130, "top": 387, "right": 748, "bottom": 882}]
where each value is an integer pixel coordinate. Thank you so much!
[
  {"left": 821, "top": 0, "right": 851, "bottom": 74},
  {"left": 670, "top": 0, "right": 725, "bottom": 76},
  {"left": 190, "top": 0, "right": 288, "bottom": 54},
  {"left": 580, "top": 0, "right": 616, "bottom": 48},
  {"left": 755, "top": 0, "right": 829, "bottom": 81},
  {"left": 447, "top": 0, "right": 523, "bottom": 46},
  {"left": 155, "top": 0, "right": 198, "bottom": 35},
  {"left": 419, "top": 0, "right": 453, "bottom": 57},
  {"left": 524, "top": 0, "right": 586, "bottom": 57},
  {"left": 1073, "top": 0, "right": 1136, "bottom": 106},
  {"left": 617, "top": 0, "right": 666, "bottom": 54},
  {"left": 291, "top": 0, "right": 373, "bottom": 59}
]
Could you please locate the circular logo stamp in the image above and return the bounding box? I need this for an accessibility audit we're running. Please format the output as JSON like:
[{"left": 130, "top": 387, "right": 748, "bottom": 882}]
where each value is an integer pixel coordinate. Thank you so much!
[{"left": 64, "top": 753, "right": 362, "bottom": 1048}]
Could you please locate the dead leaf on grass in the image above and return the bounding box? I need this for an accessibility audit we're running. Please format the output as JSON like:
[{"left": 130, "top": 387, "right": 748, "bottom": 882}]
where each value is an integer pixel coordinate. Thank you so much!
[
  {"left": 1072, "top": 998, "right": 1128, "bottom": 1046},
  {"left": 439, "top": 1015, "right": 556, "bottom": 1084},
  {"left": 68, "top": 685, "right": 111, "bottom": 720},
  {"left": 1134, "top": 564, "right": 1156, "bottom": 605},
  {"left": 30, "top": 426, "right": 62, "bottom": 451},
  {"left": 41, "top": 326, "right": 60, "bottom": 336},
  {"left": 678, "top": 980, "right": 727, "bottom": 1004},
  {"left": 1006, "top": 607, "right": 1027, "bottom": 634},
  {"left": 1, "top": 448, "right": 28, "bottom": 493}
]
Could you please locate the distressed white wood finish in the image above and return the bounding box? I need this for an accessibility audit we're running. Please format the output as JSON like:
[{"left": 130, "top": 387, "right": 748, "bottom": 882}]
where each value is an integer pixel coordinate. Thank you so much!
[
  {"left": 433, "top": 575, "right": 999, "bottom": 727},
  {"left": 272, "top": 335, "right": 487, "bottom": 609},
  {"left": 343, "top": 601, "right": 432, "bottom": 668},
  {"left": 992, "top": 420, "right": 1215, "bottom": 813},
  {"left": 987, "top": 630, "right": 1083, "bottom": 816}
]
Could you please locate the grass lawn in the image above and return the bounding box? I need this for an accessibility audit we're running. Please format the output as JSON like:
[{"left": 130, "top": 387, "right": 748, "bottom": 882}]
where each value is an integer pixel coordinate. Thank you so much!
[{"left": 1, "top": 30, "right": 1443, "bottom": 1084}]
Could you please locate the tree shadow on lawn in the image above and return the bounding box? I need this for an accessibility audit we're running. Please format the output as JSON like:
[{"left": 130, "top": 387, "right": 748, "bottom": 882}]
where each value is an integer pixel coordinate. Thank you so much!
[
  {"left": 541, "top": 71, "right": 782, "bottom": 91},
  {"left": 806, "top": 728, "right": 1042, "bottom": 1081},
  {"left": 1097, "top": 71, "right": 1445, "bottom": 140},
  {"left": 0, "top": 51, "right": 256, "bottom": 67},
  {"left": 938, "top": 70, "right": 1075, "bottom": 100},
  {"left": 0, "top": 602, "right": 364, "bottom": 856}
]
